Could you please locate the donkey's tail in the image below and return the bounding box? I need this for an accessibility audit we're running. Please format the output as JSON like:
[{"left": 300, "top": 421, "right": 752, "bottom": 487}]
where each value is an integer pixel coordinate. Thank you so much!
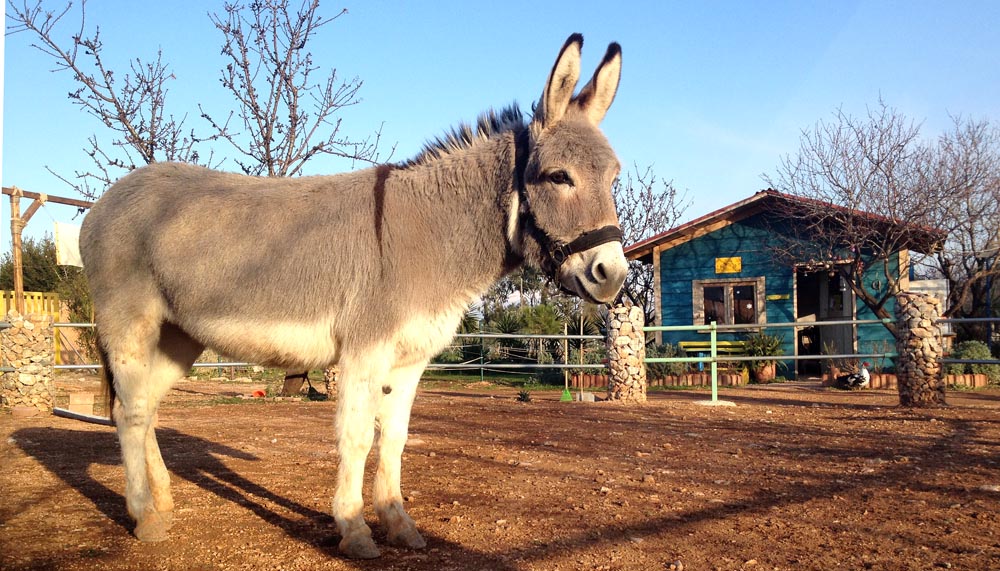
[{"left": 96, "top": 333, "right": 117, "bottom": 426}]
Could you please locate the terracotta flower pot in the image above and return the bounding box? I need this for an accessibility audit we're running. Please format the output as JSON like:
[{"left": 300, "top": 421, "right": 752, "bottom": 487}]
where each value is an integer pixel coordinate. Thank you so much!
[{"left": 751, "top": 362, "right": 777, "bottom": 383}]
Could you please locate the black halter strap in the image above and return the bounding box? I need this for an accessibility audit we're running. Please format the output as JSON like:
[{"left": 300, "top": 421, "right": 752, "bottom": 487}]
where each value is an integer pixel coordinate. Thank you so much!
[
  {"left": 512, "top": 129, "right": 623, "bottom": 278},
  {"left": 549, "top": 225, "right": 624, "bottom": 265}
]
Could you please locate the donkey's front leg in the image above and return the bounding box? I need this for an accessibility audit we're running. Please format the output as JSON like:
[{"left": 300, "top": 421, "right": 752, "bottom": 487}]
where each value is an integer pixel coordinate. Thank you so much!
[
  {"left": 332, "top": 358, "right": 384, "bottom": 559},
  {"left": 375, "top": 363, "right": 426, "bottom": 549}
]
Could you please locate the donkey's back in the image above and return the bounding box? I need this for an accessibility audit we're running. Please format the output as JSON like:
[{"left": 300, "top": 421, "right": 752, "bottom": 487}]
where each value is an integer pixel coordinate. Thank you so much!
[{"left": 82, "top": 162, "right": 384, "bottom": 369}]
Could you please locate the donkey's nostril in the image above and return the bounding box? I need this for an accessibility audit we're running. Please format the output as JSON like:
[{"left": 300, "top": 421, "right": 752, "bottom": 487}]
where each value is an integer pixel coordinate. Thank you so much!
[{"left": 594, "top": 262, "right": 608, "bottom": 282}]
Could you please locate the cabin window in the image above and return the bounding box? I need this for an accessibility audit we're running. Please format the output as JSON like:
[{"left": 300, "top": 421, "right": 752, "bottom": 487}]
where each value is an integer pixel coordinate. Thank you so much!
[
  {"left": 703, "top": 286, "right": 725, "bottom": 324},
  {"left": 733, "top": 285, "right": 756, "bottom": 324},
  {"left": 693, "top": 278, "right": 766, "bottom": 326}
]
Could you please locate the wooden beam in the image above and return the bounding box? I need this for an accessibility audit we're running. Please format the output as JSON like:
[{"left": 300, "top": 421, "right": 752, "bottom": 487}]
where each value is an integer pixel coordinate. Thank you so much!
[
  {"left": 2, "top": 187, "right": 94, "bottom": 209},
  {"left": 21, "top": 199, "right": 44, "bottom": 226}
]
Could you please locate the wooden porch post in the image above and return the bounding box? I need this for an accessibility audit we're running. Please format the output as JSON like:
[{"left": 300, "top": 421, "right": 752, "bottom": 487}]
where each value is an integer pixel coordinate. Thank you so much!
[{"left": 652, "top": 245, "right": 662, "bottom": 345}]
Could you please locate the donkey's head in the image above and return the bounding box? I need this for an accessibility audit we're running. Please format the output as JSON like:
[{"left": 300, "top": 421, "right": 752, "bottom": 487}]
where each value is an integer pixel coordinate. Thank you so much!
[{"left": 513, "top": 34, "right": 628, "bottom": 304}]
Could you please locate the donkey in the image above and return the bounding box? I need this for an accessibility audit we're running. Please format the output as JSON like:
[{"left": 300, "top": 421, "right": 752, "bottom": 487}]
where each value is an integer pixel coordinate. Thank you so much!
[{"left": 80, "top": 33, "right": 626, "bottom": 559}]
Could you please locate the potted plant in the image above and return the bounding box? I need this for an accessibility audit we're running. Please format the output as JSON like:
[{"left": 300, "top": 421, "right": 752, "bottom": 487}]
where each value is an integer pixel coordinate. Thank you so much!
[
  {"left": 743, "top": 331, "right": 785, "bottom": 383},
  {"left": 821, "top": 340, "right": 845, "bottom": 385}
]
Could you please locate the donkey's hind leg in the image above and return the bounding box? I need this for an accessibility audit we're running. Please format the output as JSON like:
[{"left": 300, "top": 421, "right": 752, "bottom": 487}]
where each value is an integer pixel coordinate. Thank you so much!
[
  {"left": 144, "top": 325, "right": 204, "bottom": 523},
  {"left": 110, "top": 322, "right": 203, "bottom": 542},
  {"left": 374, "top": 362, "right": 426, "bottom": 549}
]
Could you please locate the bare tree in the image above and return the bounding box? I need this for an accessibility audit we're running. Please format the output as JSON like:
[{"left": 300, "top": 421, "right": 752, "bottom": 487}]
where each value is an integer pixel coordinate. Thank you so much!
[
  {"left": 202, "top": 0, "right": 389, "bottom": 176},
  {"left": 6, "top": 0, "right": 213, "bottom": 199},
  {"left": 767, "top": 101, "right": 999, "bottom": 340},
  {"left": 8, "top": 0, "right": 393, "bottom": 396},
  {"left": 200, "top": 0, "right": 393, "bottom": 396},
  {"left": 921, "top": 117, "right": 1000, "bottom": 326},
  {"left": 764, "top": 100, "right": 952, "bottom": 337},
  {"left": 614, "top": 164, "right": 689, "bottom": 324}
]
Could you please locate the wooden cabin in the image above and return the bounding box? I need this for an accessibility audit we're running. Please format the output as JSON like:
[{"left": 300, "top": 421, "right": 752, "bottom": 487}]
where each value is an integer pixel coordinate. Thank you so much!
[{"left": 624, "top": 190, "right": 945, "bottom": 378}]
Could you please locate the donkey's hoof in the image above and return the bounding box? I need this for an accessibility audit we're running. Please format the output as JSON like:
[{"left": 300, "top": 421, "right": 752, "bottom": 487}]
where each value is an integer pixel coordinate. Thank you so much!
[
  {"left": 134, "top": 512, "right": 171, "bottom": 542},
  {"left": 156, "top": 510, "right": 174, "bottom": 529},
  {"left": 388, "top": 526, "right": 427, "bottom": 549},
  {"left": 339, "top": 535, "right": 381, "bottom": 559}
]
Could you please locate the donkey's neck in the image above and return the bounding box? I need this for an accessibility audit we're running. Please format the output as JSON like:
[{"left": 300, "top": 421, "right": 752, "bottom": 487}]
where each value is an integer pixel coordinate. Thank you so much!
[{"left": 384, "top": 131, "right": 523, "bottom": 302}]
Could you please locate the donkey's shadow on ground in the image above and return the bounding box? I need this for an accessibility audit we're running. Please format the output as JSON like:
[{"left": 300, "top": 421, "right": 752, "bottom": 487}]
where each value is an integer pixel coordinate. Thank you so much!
[
  {"left": 11, "top": 425, "right": 521, "bottom": 568},
  {"left": 13, "top": 426, "right": 309, "bottom": 533}
]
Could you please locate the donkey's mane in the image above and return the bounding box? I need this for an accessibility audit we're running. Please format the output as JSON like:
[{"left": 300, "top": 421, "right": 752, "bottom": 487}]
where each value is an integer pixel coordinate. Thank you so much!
[{"left": 401, "top": 104, "right": 526, "bottom": 167}]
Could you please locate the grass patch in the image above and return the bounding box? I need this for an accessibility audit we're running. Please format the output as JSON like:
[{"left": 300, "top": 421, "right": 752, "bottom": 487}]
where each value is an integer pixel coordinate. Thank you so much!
[
  {"left": 647, "top": 384, "right": 712, "bottom": 391},
  {"left": 421, "top": 370, "right": 543, "bottom": 388}
]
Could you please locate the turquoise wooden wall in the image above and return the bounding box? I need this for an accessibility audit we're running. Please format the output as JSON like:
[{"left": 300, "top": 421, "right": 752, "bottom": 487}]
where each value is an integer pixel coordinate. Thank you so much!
[{"left": 855, "top": 255, "right": 899, "bottom": 370}]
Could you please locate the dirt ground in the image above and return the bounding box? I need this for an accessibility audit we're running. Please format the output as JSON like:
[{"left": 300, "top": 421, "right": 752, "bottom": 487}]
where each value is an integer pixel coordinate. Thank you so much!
[{"left": 2, "top": 375, "right": 1000, "bottom": 571}]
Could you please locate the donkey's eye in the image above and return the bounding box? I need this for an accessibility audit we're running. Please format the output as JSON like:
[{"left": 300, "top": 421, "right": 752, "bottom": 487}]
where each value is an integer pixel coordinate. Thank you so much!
[{"left": 547, "top": 170, "right": 573, "bottom": 186}]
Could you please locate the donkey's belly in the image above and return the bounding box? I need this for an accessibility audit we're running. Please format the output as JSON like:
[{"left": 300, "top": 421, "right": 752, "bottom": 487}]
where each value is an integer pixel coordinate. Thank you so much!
[{"left": 185, "top": 317, "right": 340, "bottom": 370}]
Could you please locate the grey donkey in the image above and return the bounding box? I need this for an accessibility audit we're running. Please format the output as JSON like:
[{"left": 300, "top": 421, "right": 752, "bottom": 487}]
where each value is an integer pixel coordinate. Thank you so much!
[{"left": 80, "top": 33, "right": 627, "bottom": 559}]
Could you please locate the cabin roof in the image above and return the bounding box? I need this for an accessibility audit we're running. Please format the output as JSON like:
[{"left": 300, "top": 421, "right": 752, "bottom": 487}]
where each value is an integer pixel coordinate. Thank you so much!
[{"left": 624, "top": 189, "right": 947, "bottom": 263}]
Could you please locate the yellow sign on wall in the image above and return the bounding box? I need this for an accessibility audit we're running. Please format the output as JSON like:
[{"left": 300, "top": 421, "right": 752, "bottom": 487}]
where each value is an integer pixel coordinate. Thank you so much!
[{"left": 715, "top": 256, "right": 742, "bottom": 274}]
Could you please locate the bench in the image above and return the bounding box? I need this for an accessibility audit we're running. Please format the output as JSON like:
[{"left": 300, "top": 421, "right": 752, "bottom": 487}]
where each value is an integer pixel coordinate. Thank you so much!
[
  {"left": 678, "top": 340, "right": 747, "bottom": 356},
  {"left": 678, "top": 340, "right": 747, "bottom": 371}
]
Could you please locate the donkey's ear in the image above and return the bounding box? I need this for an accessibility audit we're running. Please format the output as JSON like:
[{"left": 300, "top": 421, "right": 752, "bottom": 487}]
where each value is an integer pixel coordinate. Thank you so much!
[
  {"left": 537, "top": 33, "right": 583, "bottom": 128},
  {"left": 573, "top": 42, "right": 621, "bottom": 125}
]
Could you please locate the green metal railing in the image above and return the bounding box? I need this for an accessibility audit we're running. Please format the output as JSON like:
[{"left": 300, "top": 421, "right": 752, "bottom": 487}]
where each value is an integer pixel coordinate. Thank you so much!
[{"left": 643, "top": 319, "right": 898, "bottom": 403}]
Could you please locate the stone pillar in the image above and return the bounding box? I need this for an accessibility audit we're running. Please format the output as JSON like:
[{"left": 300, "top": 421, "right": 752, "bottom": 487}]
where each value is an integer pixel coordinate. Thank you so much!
[
  {"left": 1, "top": 311, "right": 55, "bottom": 416},
  {"left": 606, "top": 302, "right": 647, "bottom": 404},
  {"left": 894, "top": 292, "right": 946, "bottom": 407},
  {"left": 323, "top": 366, "right": 338, "bottom": 397}
]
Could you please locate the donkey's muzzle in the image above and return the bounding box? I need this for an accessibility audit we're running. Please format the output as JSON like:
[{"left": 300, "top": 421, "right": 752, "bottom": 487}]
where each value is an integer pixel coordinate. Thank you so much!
[{"left": 556, "top": 236, "right": 628, "bottom": 304}]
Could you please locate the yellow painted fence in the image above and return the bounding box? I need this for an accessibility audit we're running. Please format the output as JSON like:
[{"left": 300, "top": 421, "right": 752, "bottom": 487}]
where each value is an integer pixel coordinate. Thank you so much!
[{"left": 2, "top": 290, "right": 85, "bottom": 365}]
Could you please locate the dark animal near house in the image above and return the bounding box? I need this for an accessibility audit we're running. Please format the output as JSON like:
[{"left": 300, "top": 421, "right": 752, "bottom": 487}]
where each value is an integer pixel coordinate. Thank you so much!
[{"left": 835, "top": 362, "right": 871, "bottom": 390}]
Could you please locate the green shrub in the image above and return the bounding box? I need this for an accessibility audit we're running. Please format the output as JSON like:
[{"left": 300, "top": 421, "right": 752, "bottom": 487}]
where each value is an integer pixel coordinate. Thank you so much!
[
  {"left": 567, "top": 345, "right": 608, "bottom": 375},
  {"left": 645, "top": 343, "right": 688, "bottom": 378},
  {"left": 947, "top": 340, "right": 1000, "bottom": 383},
  {"left": 433, "top": 345, "right": 464, "bottom": 364}
]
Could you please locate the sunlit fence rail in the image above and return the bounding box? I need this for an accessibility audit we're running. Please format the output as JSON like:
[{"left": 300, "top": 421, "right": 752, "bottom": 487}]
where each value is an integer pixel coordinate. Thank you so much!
[
  {"left": 3, "top": 319, "right": 996, "bottom": 384},
  {"left": 426, "top": 332, "right": 606, "bottom": 372},
  {"left": 644, "top": 317, "right": 1000, "bottom": 402},
  {"left": 2, "top": 324, "right": 611, "bottom": 379}
]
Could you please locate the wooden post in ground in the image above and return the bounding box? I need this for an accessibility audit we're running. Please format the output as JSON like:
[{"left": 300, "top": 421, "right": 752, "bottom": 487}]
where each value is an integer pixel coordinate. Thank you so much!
[
  {"left": 3, "top": 186, "right": 95, "bottom": 315},
  {"left": 9, "top": 188, "right": 25, "bottom": 314}
]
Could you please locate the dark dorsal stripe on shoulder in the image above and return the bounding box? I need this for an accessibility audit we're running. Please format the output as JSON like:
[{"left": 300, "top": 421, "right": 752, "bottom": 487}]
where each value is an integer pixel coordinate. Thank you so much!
[{"left": 374, "top": 164, "right": 395, "bottom": 256}]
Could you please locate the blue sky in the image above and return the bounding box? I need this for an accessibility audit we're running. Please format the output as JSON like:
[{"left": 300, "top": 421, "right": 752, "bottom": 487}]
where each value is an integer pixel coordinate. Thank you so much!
[{"left": 3, "top": 0, "right": 1000, "bottom": 246}]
